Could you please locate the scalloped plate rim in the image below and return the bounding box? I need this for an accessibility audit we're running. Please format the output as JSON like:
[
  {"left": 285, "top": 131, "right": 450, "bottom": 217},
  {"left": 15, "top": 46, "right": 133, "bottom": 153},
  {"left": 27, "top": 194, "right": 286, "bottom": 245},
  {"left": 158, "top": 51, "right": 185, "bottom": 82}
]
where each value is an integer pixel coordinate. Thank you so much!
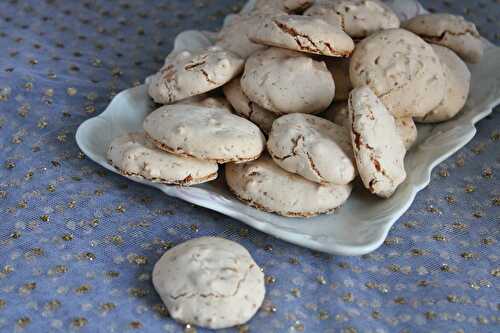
[{"left": 75, "top": 90, "right": 498, "bottom": 256}]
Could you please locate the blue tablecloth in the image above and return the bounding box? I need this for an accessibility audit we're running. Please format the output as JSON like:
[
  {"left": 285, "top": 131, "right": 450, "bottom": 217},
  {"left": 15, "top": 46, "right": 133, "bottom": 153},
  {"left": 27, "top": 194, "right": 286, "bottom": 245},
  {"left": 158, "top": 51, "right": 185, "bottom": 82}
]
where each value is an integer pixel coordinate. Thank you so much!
[{"left": 0, "top": 1, "right": 498, "bottom": 332}]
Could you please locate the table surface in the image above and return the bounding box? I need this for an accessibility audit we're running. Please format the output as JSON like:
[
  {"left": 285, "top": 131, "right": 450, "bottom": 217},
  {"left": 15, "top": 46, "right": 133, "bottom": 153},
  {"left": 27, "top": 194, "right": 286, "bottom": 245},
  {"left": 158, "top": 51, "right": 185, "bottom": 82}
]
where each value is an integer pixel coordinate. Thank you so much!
[{"left": 0, "top": 0, "right": 498, "bottom": 332}]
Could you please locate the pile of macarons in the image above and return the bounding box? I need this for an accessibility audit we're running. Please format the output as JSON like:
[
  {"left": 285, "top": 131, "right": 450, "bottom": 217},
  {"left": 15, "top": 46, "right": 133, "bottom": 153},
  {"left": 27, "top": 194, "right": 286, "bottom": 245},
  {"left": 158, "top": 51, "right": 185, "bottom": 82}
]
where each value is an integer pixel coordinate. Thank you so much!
[{"left": 107, "top": 0, "right": 483, "bottom": 218}]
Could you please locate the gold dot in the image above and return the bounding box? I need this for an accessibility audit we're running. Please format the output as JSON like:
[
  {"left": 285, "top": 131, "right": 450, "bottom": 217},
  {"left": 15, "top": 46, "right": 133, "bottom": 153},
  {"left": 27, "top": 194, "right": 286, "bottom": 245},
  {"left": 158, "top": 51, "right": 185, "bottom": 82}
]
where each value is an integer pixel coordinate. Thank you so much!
[
  {"left": 129, "top": 255, "right": 148, "bottom": 265},
  {"left": 239, "top": 228, "right": 249, "bottom": 237},
  {"left": 100, "top": 302, "right": 116, "bottom": 312},
  {"left": 318, "top": 310, "right": 329, "bottom": 320},
  {"left": 71, "top": 317, "right": 87, "bottom": 328},
  {"left": 425, "top": 311, "right": 437, "bottom": 320},
  {"left": 316, "top": 275, "right": 327, "bottom": 285},
  {"left": 238, "top": 325, "right": 250, "bottom": 333},
  {"left": 342, "top": 292, "right": 354, "bottom": 302},
  {"left": 75, "top": 284, "right": 92, "bottom": 294},
  {"left": 10, "top": 231, "right": 21, "bottom": 239},
  {"left": 85, "top": 105, "right": 96, "bottom": 114},
  {"left": 129, "top": 288, "right": 148, "bottom": 298},
  {"left": 5, "top": 160, "right": 16, "bottom": 169},
  {"left": 89, "top": 218, "right": 100, "bottom": 227},
  {"left": 293, "top": 321, "right": 304, "bottom": 332},
  {"left": 84, "top": 252, "right": 96, "bottom": 261},
  {"left": 116, "top": 205, "right": 126, "bottom": 213},
  {"left": 53, "top": 265, "right": 68, "bottom": 275},
  {"left": 44, "top": 88, "right": 54, "bottom": 97},
  {"left": 57, "top": 133, "right": 67, "bottom": 143},
  {"left": 432, "top": 235, "right": 446, "bottom": 241},
  {"left": 47, "top": 184, "right": 56, "bottom": 192},
  {"left": 482, "top": 168, "right": 493, "bottom": 178},
  {"left": 152, "top": 303, "right": 168, "bottom": 317},
  {"left": 106, "top": 271, "right": 120, "bottom": 278},
  {"left": 67, "top": 87, "right": 77, "bottom": 96},
  {"left": 394, "top": 297, "right": 406, "bottom": 304},
  {"left": 129, "top": 321, "right": 142, "bottom": 329},
  {"left": 111, "top": 235, "right": 124, "bottom": 245},
  {"left": 291, "top": 288, "right": 301, "bottom": 297},
  {"left": 265, "top": 275, "right": 276, "bottom": 285},
  {"left": 62, "top": 234, "right": 73, "bottom": 241},
  {"left": 16, "top": 317, "right": 31, "bottom": 328},
  {"left": 44, "top": 300, "right": 61, "bottom": 312},
  {"left": 439, "top": 168, "right": 449, "bottom": 177},
  {"left": 184, "top": 324, "right": 197, "bottom": 333}
]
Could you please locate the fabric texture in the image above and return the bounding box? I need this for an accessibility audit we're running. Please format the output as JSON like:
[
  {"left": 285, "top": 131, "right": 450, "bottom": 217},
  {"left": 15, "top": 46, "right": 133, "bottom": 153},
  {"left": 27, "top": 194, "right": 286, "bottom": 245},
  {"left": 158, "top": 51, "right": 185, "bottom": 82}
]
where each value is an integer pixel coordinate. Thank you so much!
[{"left": 0, "top": 0, "right": 498, "bottom": 332}]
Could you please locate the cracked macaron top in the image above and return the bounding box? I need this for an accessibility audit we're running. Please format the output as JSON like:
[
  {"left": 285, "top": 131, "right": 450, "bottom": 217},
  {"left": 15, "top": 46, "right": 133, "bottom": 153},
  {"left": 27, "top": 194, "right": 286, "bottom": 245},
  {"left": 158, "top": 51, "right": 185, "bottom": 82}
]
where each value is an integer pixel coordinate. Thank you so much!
[
  {"left": 143, "top": 104, "right": 266, "bottom": 163},
  {"left": 305, "top": 0, "right": 400, "bottom": 39},
  {"left": 267, "top": 114, "right": 356, "bottom": 185},
  {"left": 350, "top": 28, "right": 446, "bottom": 118},
  {"left": 152, "top": 237, "right": 265, "bottom": 329},
  {"left": 348, "top": 86, "right": 407, "bottom": 198},
  {"left": 248, "top": 14, "right": 354, "bottom": 57},
  {"left": 107, "top": 132, "right": 218, "bottom": 186},
  {"left": 403, "top": 13, "right": 483, "bottom": 63},
  {"left": 225, "top": 154, "right": 353, "bottom": 217},
  {"left": 147, "top": 46, "right": 244, "bottom": 104},
  {"left": 223, "top": 77, "right": 278, "bottom": 134},
  {"left": 241, "top": 47, "right": 335, "bottom": 115}
]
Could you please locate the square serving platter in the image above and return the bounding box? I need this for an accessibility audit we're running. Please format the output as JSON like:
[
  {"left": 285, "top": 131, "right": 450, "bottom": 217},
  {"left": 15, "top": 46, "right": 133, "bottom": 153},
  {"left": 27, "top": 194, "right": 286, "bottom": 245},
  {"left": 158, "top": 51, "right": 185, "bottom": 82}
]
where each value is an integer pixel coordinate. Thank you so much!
[{"left": 76, "top": 2, "right": 500, "bottom": 256}]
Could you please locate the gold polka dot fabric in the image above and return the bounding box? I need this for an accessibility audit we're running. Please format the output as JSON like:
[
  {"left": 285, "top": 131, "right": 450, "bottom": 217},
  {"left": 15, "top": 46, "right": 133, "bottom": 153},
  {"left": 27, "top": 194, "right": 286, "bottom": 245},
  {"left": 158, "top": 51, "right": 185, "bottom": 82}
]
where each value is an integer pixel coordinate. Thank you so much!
[{"left": 0, "top": 0, "right": 499, "bottom": 332}]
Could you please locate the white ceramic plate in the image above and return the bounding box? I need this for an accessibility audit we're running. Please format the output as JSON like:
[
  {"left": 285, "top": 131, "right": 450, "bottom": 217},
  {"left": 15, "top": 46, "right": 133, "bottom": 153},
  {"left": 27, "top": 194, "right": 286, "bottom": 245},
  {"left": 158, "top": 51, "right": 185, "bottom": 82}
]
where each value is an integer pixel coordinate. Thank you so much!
[{"left": 76, "top": 4, "right": 500, "bottom": 256}]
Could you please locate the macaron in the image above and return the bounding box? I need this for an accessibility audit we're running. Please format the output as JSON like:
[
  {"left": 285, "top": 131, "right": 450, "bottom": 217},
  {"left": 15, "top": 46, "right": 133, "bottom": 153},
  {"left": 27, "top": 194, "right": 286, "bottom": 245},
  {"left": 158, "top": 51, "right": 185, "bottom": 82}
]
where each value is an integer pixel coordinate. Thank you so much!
[
  {"left": 153, "top": 237, "right": 265, "bottom": 329},
  {"left": 148, "top": 46, "right": 244, "bottom": 104},
  {"left": 403, "top": 13, "right": 483, "bottom": 63},
  {"left": 107, "top": 132, "right": 218, "bottom": 186},
  {"left": 143, "top": 104, "right": 266, "bottom": 163},
  {"left": 267, "top": 113, "right": 356, "bottom": 185},
  {"left": 348, "top": 86, "right": 407, "bottom": 198},
  {"left": 249, "top": 14, "right": 354, "bottom": 57},
  {"left": 241, "top": 47, "right": 335, "bottom": 115},
  {"left": 350, "top": 29, "right": 446, "bottom": 118},
  {"left": 415, "top": 45, "right": 471, "bottom": 123},
  {"left": 305, "top": 0, "right": 400, "bottom": 39},
  {"left": 223, "top": 77, "right": 277, "bottom": 134},
  {"left": 226, "top": 154, "right": 352, "bottom": 217}
]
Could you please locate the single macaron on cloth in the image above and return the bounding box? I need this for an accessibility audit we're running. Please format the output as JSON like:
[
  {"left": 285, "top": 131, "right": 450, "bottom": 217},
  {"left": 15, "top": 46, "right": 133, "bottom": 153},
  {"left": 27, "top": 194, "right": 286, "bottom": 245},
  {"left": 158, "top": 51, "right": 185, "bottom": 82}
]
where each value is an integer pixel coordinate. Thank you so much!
[{"left": 95, "top": 0, "right": 489, "bottom": 330}]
